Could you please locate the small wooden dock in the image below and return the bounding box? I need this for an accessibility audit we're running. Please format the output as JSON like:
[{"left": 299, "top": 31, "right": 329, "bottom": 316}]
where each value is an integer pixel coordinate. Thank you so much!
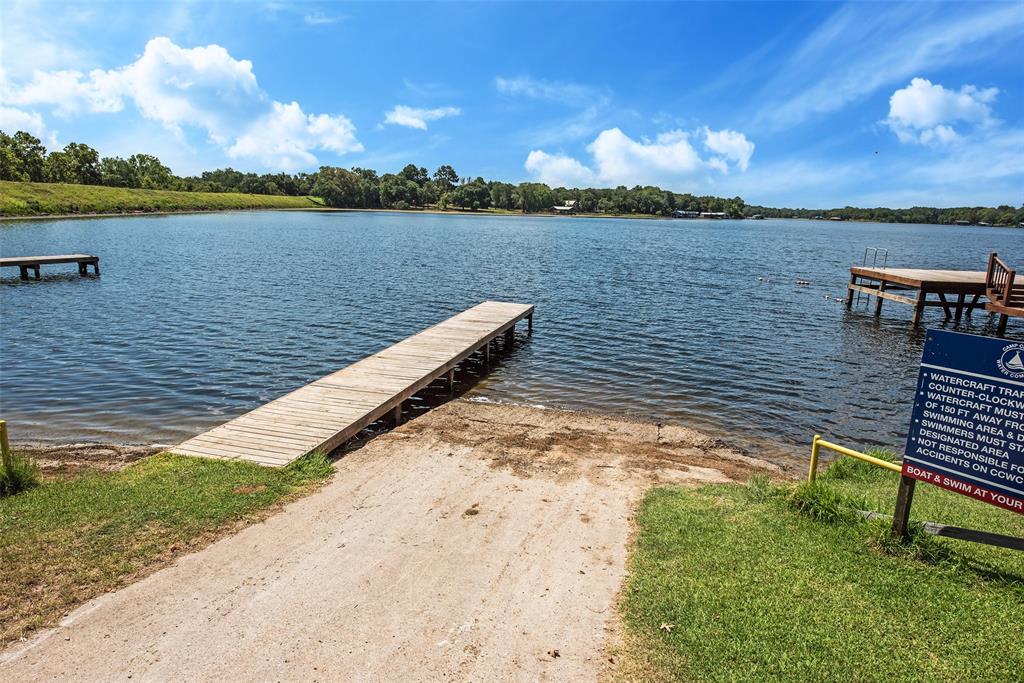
[
  {"left": 0, "top": 254, "right": 99, "bottom": 279},
  {"left": 172, "top": 301, "right": 534, "bottom": 466},
  {"left": 846, "top": 267, "right": 986, "bottom": 324},
  {"left": 847, "top": 252, "right": 1022, "bottom": 334}
]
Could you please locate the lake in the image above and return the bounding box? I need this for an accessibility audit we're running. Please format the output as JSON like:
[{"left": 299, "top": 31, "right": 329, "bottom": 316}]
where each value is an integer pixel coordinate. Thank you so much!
[{"left": 1, "top": 211, "right": 1020, "bottom": 466}]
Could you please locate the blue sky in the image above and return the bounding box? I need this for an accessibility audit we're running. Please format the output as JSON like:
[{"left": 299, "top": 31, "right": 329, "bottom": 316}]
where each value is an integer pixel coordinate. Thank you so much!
[{"left": 2, "top": 1, "right": 1022, "bottom": 207}]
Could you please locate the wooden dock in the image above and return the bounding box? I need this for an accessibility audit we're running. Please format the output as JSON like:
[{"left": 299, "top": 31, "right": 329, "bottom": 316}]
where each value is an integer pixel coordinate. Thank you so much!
[
  {"left": 846, "top": 252, "right": 1022, "bottom": 334},
  {"left": 846, "top": 267, "right": 987, "bottom": 325},
  {"left": 172, "top": 301, "right": 534, "bottom": 466},
  {"left": 0, "top": 254, "right": 99, "bottom": 280}
]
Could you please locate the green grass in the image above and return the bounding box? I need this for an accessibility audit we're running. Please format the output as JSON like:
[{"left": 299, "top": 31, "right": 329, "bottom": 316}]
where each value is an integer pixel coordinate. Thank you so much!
[
  {"left": 0, "top": 452, "right": 332, "bottom": 644},
  {"left": 617, "top": 453, "right": 1024, "bottom": 682},
  {"left": 0, "top": 180, "right": 322, "bottom": 217},
  {"left": 0, "top": 452, "right": 40, "bottom": 497}
]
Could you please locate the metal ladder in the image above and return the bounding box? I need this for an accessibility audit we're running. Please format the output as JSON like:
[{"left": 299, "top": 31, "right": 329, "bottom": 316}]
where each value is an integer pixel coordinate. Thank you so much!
[{"left": 855, "top": 248, "right": 889, "bottom": 306}]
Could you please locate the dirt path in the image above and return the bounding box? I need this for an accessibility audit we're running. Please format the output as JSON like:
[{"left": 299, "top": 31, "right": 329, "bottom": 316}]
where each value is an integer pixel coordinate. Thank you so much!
[{"left": 1, "top": 401, "right": 778, "bottom": 682}]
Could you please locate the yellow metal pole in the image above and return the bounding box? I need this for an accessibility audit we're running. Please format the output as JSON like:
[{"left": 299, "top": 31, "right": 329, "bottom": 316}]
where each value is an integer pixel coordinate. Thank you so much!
[
  {"left": 816, "top": 438, "right": 902, "bottom": 474},
  {"left": 0, "top": 419, "right": 11, "bottom": 473},
  {"left": 809, "top": 434, "right": 821, "bottom": 482}
]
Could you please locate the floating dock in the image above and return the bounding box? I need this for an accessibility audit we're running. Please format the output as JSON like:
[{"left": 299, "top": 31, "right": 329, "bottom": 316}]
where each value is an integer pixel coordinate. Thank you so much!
[
  {"left": 0, "top": 254, "right": 100, "bottom": 279},
  {"left": 172, "top": 301, "right": 534, "bottom": 466}
]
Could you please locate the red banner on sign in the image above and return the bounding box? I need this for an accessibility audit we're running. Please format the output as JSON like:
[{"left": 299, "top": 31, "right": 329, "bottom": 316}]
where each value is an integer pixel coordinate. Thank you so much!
[{"left": 902, "top": 463, "right": 1024, "bottom": 514}]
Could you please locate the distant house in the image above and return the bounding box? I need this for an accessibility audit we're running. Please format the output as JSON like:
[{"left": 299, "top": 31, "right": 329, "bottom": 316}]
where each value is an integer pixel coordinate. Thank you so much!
[
  {"left": 551, "top": 200, "right": 578, "bottom": 214},
  {"left": 673, "top": 209, "right": 700, "bottom": 218},
  {"left": 829, "top": 216, "right": 845, "bottom": 221}
]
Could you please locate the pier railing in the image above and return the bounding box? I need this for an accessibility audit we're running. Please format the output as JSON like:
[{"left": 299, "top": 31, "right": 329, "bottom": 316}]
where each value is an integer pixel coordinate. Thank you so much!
[{"left": 985, "top": 252, "right": 1016, "bottom": 306}]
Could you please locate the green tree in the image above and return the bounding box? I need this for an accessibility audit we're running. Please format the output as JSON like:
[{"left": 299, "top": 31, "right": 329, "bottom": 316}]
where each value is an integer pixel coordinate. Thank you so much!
[
  {"left": 0, "top": 132, "right": 27, "bottom": 181},
  {"left": 312, "top": 166, "right": 361, "bottom": 207},
  {"left": 44, "top": 142, "right": 100, "bottom": 184},
  {"left": 1, "top": 131, "right": 48, "bottom": 181},
  {"left": 433, "top": 165, "right": 458, "bottom": 192},
  {"left": 398, "top": 164, "right": 430, "bottom": 187}
]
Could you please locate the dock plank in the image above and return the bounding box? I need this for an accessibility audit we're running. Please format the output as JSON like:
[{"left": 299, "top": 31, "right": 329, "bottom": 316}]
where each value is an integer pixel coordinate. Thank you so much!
[{"left": 172, "top": 301, "right": 533, "bottom": 466}]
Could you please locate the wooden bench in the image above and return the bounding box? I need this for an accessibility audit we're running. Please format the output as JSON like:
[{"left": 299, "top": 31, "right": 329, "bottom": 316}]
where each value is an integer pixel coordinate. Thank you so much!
[{"left": 0, "top": 254, "right": 100, "bottom": 280}]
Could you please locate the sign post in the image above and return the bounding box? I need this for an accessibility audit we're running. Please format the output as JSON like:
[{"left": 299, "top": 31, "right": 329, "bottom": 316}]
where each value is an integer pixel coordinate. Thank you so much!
[{"left": 898, "top": 330, "right": 1024, "bottom": 537}]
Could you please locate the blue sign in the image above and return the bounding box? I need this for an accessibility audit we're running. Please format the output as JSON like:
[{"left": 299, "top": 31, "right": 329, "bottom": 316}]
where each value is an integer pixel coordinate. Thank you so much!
[{"left": 904, "top": 330, "right": 1024, "bottom": 514}]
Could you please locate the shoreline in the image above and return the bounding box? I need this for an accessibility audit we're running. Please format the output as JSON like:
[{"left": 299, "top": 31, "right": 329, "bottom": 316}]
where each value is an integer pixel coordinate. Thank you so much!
[
  {"left": 0, "top": 205, "right": 683, "bottom": 222},
  {"left": 11, "top": 401, "right": 793, "bottom": 478},
  {"left": 3, "top": 205, "right": 1017, "bottom": 227}
]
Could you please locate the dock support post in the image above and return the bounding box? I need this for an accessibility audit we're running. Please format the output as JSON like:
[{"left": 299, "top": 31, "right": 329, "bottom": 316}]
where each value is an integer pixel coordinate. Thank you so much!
[
  {"left": 33, "top": 265, "right": 40, "bottom": 280},
  {"left": 936, "top": 293, "right": 953, "bottom": 320},
  {"left": 998, "top": 314, "right": 1009, "bottom": 337},
  {"left": 845, "top": 273, "right": 856, "bottom": 309},
  {"left": 954, "top": 293, "right": 966, "bottom": 322},
  {"left": 19, "top": 265, "right": 28, "bottom": 281},
  {"left": 392, "top": 403, "right": 402, "bottom": 427},
  {"left": 527, "top": 313, "right": 533, "bottom": 335},
  {"left": 78, "top": 262, "right": 87, "bottom": 276},
  {"left": 504, "top": 328, "right": 514, "bottom": 351},
  {"left": 484, "top": 342, "right": 491, "bottom": 365},
  {"left": 93, "top": 259, "right": 100, "bottom": 275},
  {"left": 966, "top": 294, "right": 980, "bottom": 318},
  {"left": 911, "top": 290, "right": 926, "bottom": 326},
  {"left": 874, "top": 281, "right": 886, "bottom": 317},
  {"left": 447, "top": 369, "right": 456, "bottom": 394}
]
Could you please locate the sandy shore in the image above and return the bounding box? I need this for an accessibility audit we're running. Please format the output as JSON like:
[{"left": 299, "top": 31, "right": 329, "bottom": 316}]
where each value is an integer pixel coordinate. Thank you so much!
[
  {"left": 3, "top": 401, "right": 779, "bottom": 681},
  {"left": 11, "top": 442, "right": 162, "bottom": 479}
]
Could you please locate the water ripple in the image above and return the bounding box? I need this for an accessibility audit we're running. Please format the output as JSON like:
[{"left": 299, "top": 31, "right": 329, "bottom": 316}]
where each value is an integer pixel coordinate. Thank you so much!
[{"left": 1, "top": 212, "right": 1021, "bottom": 464}]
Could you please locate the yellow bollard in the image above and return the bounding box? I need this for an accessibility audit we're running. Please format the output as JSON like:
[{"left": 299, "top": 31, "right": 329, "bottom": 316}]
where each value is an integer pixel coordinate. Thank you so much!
[
  {"left": 0, "top": 419, "right": 11, "bottom": 473},
  {"left": 808, "top": 433, "right": 821, "bottom": 482}
]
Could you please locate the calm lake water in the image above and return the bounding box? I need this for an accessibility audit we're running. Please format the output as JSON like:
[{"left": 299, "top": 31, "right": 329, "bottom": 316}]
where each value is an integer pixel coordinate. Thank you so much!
[{"left": 1, "top": 211, "right": 1020, "bottom": 466}]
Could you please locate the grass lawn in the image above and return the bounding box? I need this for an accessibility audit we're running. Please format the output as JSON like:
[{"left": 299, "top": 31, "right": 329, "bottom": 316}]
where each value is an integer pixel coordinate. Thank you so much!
[
  {"left": 0, "top": 180, "right": 322, "bottom": 217},
  {"left": 616, "top": 454, "right": 1024, "bottom": 682},
  {"left": 0, "top": 453, "right": 331, "bottom": 645}
]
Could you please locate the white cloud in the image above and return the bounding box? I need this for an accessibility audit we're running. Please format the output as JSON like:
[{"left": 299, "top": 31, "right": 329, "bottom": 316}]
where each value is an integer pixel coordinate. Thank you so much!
[
  {"left": 524, "top": 150, "right": 596, "bottom": 187},
  {"left": 495, "top": 76, "right": 599, "bottom": 106},
  {"left": 588, "top": 129, "right": 703, "bottom": 185},
  {"left": 1, "top": 37, "right": 362, "bottom": 170},
  {"left": 702, "top": 127, "right": 755, "bottom": 172},
  {"left": 0, "top": 106, "right": 58, "bottom": 147},
  {"left": 885, "top": 77, "right": 997, "bottom": 144},
  {"left": 752, "top": 3, "right": 1024, "bottom": 130},
  {"left": 228, "top": 101, "right": 362, "bottom": 171},
  {"left": 382, "top": 105, "right": 460, "bottom": 130},
  {"left": 304, "top": 11, "right": 345, "bottom": 25},
  {"left": 524, "top": 127, "right": 755, "bottom": 188}
]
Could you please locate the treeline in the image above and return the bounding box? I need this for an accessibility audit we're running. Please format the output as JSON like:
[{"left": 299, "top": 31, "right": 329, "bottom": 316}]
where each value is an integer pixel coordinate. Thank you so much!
[
  {"left": 2, "top": 129, "right": 1019, "bottom": 224},
  {"left": 311, "top": 164, "right": 747, "bottom": 215},
  {"left": 745, "top": 204, "right": 1023, "bottom": 227},
  {"left": 0, "top": 130, "right": 745, "bottom": 216}
]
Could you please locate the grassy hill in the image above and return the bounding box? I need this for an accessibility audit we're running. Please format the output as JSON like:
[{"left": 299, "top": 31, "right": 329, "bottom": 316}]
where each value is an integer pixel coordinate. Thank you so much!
[{"left": 0, "top": 181, "right": 322, "bottom": 217}]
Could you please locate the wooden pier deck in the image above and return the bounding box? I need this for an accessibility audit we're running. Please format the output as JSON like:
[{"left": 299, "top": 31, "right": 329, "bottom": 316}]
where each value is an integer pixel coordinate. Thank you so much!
[
  {"left": 172, "top": 301, "right": 534, "bottom": 466},
  {"left": 847, "top": 252, "right": 1021, "bottom": 334},
  {"left": 0, "top": 253, "right": 99, "bottom": 279},
  {"left": 846, "top": 267, "right": 988, "bottom": 325}
]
